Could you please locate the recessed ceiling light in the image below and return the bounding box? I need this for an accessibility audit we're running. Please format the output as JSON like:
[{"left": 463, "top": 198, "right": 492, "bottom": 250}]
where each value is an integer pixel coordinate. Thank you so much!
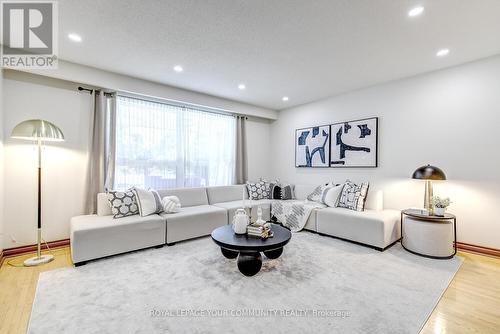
[
  {"left": 68, "top": 33, "right": 82, "bottom": 42},
  {"left": 238, "top": 84, "right": 246, "bottom": 90},
  {"left": 173, "top": 65, "right": 183, "bottom": 72},
  {"left": 282, "top": 96, "right": 289, "bottom": 102},
  {"left": 408, "top": 6, "right": 424, "bottom": 17},
  {"left": 436, "top": 49, "right": 450, "bottom": 57}
]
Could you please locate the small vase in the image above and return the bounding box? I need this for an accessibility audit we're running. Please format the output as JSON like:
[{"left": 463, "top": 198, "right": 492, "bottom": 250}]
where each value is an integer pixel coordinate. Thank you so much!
[{"left": 434, "top": 207, "right": 446, "bottom": 216}]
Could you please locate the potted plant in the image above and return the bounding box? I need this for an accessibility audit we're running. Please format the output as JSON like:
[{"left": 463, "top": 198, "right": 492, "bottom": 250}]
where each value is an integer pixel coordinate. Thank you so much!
[{"left": 431, "top": 196, "right": 451, "bottom": 216}]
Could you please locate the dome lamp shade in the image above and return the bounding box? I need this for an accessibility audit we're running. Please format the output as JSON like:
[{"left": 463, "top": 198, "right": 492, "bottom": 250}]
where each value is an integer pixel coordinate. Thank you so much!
[
  {"left": 10, "top": 119, "right": 64, "bottom": 142},
  {"left": 412, "top": 164, "right": 446, "bottom": 181}
]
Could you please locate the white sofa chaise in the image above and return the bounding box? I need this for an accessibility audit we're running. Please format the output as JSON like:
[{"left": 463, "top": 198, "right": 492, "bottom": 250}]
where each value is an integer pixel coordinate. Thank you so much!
[
  {"left": 316, "top": 207, "right": 400, "bottom": 250},
  {"left": 70, "top": 194, "right": 166, "bottom": 265}
]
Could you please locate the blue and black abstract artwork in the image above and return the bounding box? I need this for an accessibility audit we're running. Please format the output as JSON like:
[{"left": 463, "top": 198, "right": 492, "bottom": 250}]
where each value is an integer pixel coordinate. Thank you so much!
[{"left": 295, "top": 125, "right": 330, "bottom": 167}]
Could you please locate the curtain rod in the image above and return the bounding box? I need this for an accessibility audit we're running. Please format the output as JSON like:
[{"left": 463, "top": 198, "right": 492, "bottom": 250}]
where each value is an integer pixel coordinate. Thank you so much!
[
  {"left": 78, "top": 86, "right": 93, "bottom": 94},
  {"left": 78, "top": 86, "right": 115, "bottom": 97},
  {"left": 78, "top": 86, "right": 245, "bottom": 118}
]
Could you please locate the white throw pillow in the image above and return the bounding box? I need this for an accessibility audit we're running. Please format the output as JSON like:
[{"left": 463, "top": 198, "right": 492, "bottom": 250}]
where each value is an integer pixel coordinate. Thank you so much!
[
  {"left": 323, "top": 184, "right": 344, "bottom": 207},
  {"left": 162, "top": 196, "right": 181, "bottom": 213},
  {"left": 131, "top": 187, "right": 163, "bottom": 217}
]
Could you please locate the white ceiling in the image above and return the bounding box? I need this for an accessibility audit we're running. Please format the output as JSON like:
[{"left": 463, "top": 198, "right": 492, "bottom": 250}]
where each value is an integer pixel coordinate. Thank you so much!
[{"left": 58, "top": 0, "right": 500, "bottom": 110}]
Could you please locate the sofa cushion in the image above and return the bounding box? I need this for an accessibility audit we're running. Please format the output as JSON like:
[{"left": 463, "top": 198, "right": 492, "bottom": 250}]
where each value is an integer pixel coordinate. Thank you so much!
[
  {"left": 206, "top": 185, "right": 247, "bottom": 204},
  {"left": 161, "top": 205, "right": 227, "bottom": 243},
  {"left": 157, "top": 187, "right": 208, "bottom": 207},
  {"left": 316, "top": 207, "right": 400, "bottom": 249}
]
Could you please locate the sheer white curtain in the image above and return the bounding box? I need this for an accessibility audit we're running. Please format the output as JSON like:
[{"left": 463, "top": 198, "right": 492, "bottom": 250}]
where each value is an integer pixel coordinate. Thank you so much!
[{"left": 114, "top": 96, "right": 236, "bottom": 190}]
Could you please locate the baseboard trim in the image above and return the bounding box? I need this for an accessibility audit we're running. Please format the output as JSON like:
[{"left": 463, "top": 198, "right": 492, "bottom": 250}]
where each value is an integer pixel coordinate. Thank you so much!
[
  {"left": 456, "top": 242, "right": 500, "bottom": 258},
  {"left": 2, "top": 239, "right": 70, "bottom": 261}
]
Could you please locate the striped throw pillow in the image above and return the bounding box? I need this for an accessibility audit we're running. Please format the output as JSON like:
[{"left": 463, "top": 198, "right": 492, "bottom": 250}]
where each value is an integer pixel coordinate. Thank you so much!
[{"left": 131, "top": 187, "right": 163, "bottom": 217}]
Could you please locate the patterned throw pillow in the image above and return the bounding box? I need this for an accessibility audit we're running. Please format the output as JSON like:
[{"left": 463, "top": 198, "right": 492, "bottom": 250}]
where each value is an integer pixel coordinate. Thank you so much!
[
  {"left": 337, "top": 180, "right": 369, "bottom": 211},
  {"left": 268, "top": 182, "right": 282, "bottom": 199},
  {"left": 246, "top": 181, "right": 269, "bottom": 200},
  {"left": 307, "top": 183, "right": 333, "bottom": 204},
  {"left": 162, "top": 196, "right": 181, "bottom": 213},
  {"left": 132, "top": 187, "right": 163, "bottom": 217},
  {"left": 280, "top": 184, "right": 295, "bottom": 200},
  {"left": 268, "top": 182, "right": 295, "bottom": 200},
  {"left": 107, "top": 190, "right": 139, "bottom": 218}
]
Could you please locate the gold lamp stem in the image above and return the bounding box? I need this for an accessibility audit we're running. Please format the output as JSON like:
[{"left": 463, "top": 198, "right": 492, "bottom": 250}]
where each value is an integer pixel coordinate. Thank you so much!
[{"left": 424, "top": 180, "right": 434, "bottom": 215}]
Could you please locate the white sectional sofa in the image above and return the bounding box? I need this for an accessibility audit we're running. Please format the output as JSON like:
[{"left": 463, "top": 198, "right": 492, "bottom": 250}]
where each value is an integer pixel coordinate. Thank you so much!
[{"left": 70, "top": 184, "right": 401, "bottom": 265}]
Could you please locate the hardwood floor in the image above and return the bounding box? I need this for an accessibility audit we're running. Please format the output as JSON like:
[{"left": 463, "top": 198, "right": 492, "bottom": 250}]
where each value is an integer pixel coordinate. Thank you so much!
[
  {"left": 421, "top": 251, "right": 500, "bottom": 334},
  {"left": 1, "top": 248, "right": 499, "bottom": 334},
  {"left": 0, "top": 247, "right": 72, "bottom": 334}
]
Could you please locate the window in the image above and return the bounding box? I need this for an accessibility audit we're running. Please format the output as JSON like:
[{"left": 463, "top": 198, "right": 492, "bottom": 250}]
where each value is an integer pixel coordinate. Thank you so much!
[{"left": 114, "top": 96, "right": 236, "bottom": 190}]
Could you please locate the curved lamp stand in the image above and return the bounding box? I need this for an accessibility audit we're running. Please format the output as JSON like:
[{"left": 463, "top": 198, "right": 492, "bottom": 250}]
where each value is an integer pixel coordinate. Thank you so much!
[{"left": 11, "top": 120, "right": 64, "bottom": 267}]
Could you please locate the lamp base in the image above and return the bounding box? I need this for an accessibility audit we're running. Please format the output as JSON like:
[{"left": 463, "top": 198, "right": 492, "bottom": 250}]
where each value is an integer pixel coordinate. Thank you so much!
[{"left": 23, "top": 254, "right": 54, "bottom": 267}]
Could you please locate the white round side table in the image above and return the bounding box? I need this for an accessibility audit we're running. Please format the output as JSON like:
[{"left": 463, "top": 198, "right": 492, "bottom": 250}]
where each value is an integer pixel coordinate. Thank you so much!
[{"left": 401, "top": 209, "right": 457, "bottom": 259}]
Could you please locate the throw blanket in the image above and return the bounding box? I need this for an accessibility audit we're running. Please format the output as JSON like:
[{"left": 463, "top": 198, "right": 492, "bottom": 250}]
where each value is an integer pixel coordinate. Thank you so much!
[{"left": 271, "top": 200, "right": 326, "bottom": 232}]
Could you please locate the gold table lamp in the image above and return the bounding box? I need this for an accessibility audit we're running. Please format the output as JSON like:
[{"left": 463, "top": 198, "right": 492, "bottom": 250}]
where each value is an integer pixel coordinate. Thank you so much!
[{"left": 412, "top": 164, "right": 447, "bottom": 216}]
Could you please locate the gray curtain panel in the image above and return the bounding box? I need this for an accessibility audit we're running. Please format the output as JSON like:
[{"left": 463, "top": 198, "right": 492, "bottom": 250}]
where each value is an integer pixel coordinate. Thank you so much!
[
  {"left": 235, "top": 115, "right": 248, "bottom": 184},
  {"left": 86, "top": 91, "right": 116, "bottom": 214}
]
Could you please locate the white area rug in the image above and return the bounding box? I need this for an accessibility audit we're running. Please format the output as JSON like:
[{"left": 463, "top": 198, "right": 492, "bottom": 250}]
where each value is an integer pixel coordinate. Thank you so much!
[{"left": 29, "top": 232, "right": 462, "bottom": 334}]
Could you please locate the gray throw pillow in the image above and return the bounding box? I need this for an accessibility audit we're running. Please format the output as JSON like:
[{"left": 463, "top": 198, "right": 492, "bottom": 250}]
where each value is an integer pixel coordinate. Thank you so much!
[
  {"left": 107, "top": 189, "right": 139, "bottom": 218},
  {"left": 246, "top": 181, "right": 269, "bottom": 200}
]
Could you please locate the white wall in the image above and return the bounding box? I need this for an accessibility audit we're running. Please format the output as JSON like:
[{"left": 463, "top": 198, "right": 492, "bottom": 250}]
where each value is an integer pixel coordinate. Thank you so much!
[
  {"left": 246, "top": 116, "right": 272, "bottom": 181},
  {"left": 270, "top": 55, "right": 500, "bottom": 249},
  {"left": 1, "top": 70, "right": 273, "bottom": 248},
  {"left": 2, "top": 71, "right": 92, "bottom": 248}
]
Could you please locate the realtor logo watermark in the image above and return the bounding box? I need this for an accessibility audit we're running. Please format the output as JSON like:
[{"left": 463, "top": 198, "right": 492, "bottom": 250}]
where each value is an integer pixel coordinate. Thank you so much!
[{"left": 1, "top": 1, "right": 58, "bottom": 68}]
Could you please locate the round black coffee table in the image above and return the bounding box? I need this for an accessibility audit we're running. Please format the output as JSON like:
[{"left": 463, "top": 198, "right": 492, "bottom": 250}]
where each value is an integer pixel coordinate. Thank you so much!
[{"left": 211, "top": 224, "right": 292, "bottom": 276}]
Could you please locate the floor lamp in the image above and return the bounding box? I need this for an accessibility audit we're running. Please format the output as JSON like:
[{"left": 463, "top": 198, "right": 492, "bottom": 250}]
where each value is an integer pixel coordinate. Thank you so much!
[{"left": 11, "top": 119, "right": 65, "bottom": 266}]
